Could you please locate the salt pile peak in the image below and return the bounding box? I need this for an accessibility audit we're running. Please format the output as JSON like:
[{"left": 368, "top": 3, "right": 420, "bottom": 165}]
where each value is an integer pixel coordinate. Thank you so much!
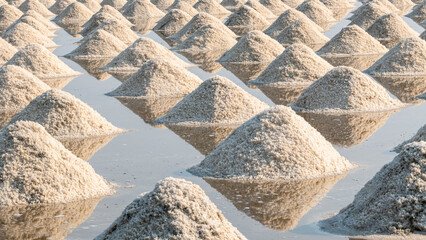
[
  {"left": 189, "top": 106, "right": 354, "bottom": 180},
  {"left": 291, "top": 66, "right": 404, "bottom": 112},
  {"left": 349, "top": 0, "right": 397, "bottom": 29},
  {"left": 0, "top": 38, "right": 18, "bottom": 64},
  {"left": 121, "top": 0, "right": 165, "bottom": 18},
  {"left": 317, "top": 25, "right": 388, "bottom": 56},
  {"left": 49, "top": 0, "right": 76, "bottom": 14},
  {"left": 82, "top": 18, "right": 139, "bottom": 43},
  {"left": 320, "top": 141, "right": 426, "bottom": 235},
  {"left": 259, "top": 0, "right": 290, "bottom": 15},
  {"left": 388, "top": 0, "right": 414, "bottom": 11},
  {"left": 281, "top": 0, "right": 303, "bottom": 8},
  {"left": 0, "top": 121, "right": 114, "bottom": 206},
  {"left": 220, "top": 0, "right": 246, "bottom": 10},
  {"left": 18, "top": 0, "right": 55, "bottom": 17},
  {"left": 224, "top": 5, "right": 270, "bottom": 32},
  {"left": 319, "top": 0, "right": 352, "bottom": 9},
  {"left": 0, "top": 65, "right": 50, "bottom": 110},
  {"left": 80, "top": 11, "right": 131, "bottom": 36},
  {"left": 8, "top": 89, "right": 124, "bottom": 138},
  {"left": 218, "top": 30, "right": 284, "bottom": 63},
  {"left": 245, "top": 0, "right": 275, "bottom": 19},
  {"left": 107, "top": 58, "right": 202, "bottom": 98},
  {"left": 153, "top": 9, "right": 192, "bottom": 36},
  {"left": 365, "top": 37, "right": 426, "bottom": 76},
  {"left": 54, "top": 1, "right": 94, "bottom": 24},
  {"left": 154, "top": 75, "right": 269, "bottom": 126},
  {"left": 7, "top": 15, "right": 56, "bottom": 38},
  {"left": 249, "top": 43, "right": 333, "bottom": 86},
  {"left": 77, "top": 0, "right": 101, "bottom": 12},
  {"left": 95, "top": 5, "right": 132, "bottom": 26},
  {"left": 23, "top": 10, "right": 59, "bottom": 30},
  {"left": 100, "top": 0, "right": 127, "bottom": 9},
  {"left": 2, "top": 22, "right": 58, "bottom": 49},
  {"left": 406, "top": 2, "right": 425, "bottom": 23},
  {"left": 395, "top": 124, "right": 426, "bottom": 152},
  {"left": 296, "top": 0, "right": 336, "bottom": 27},
  {"left": 0, "top": 4, "right": 23, "bottom": 32},
  {"left": 193, "top": 0, "right": 231, "bottom": 15},
  {"left": 94, "top": 178, "right": 247, "bottom": 240},
  {"left": 166, "top": 0, "right": 198, "bottom": 17}
]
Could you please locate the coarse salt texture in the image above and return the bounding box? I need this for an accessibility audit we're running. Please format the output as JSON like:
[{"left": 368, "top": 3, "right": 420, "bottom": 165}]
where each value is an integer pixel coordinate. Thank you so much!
[
  {"left": 0, "top": 38, "right": 18, "bottom": 64},
  {"left": 188, "top": 105, "right": 354, "bottom": 180},
  {"left": 153, "top": 9, "right": 192, "bottom": 36},
  {"left": 54, "top": 1, "right": 94, "bottom": 24},
  {"left": 218, "top": 30, "right": 284, "bottom": 63},
  {"left": 100, "top": 0, "right": 127, "bottom": 9},
  {"left": 0, "top": 121, "right": 115, "bottom": 206},
  {"left": 406, "top": 2, "right": 425, "bottom": 23},
  {"left": 94, "top": 178, "right": 247, "bottom": 240},
  {"left": 10, "top": 15, "right": 56, "bottom": 38},
  {"left": 2, "top": 22, "right": 58, "bottom": 49},
  {"left": 282, "top": 0, "right": 303, "bottom": 8},
  {"left": 259, "top": 0, "right": 290, "bottom": 15},
  {"left": 107, "top": 58, "right": 202, "bottom": 97},
  {"left": 395, "top": 124, "right": 426, "bottom": 152},
  {"left": 365, "top": 37, "right": 426, "bottom": 76},
  {"left": 320, "top": 141, "right": 426, "bottom": 235},
  {"left": 248, "top": 43, "right": 333, "bottom": 86},
  {"left": 95, "top": 5, "right": 132, "bottom": 26},
  {"left": 193, "top": 0, "right": 231, "bottom": 15},
  {"left": 121, "top": 0, "right": 165, "bottom": 18},
  {"left": 296, "top": 0, "right": 336, "bottom": 28},
  {"left": 224, "top": 5, "right": 270, "bottom": 33},
  {"left": 23, "top": 9, "right": 59, "bottom": 29},
  {"left": 0, "top": 4, "right": 23, "bottom": 33},
  {"left": 49, "top": 0, "right": 76, "bottom": 14},
  {"left": 18, "top": 0, "right": 55, "bottom": 17},
  {"left": 154, "top": 75, "right": 269, "bottom": 126},
  {"left": 77, "top": 0, "right": 101, "bottom": 12},
  {"left": 7, "top": 89, "right": 124, "bottom": 138},
  {"left": 389, "top": 0, "right": 414, "bottom": 11},
  {"left": 81, "top": 18, "right": 139, "bottom": 43},
  {"left": 244, "top": 0, "right": 275, "bottom": 19},
  {"left": 220, "top": 0, "right": 246, "bottom": 10},
  {"left": 80, "top": 11, "right": 131, "bottom": 36},
  {"left": 166, "top": 0, "right": 198, "bottom": 17},
  {"left": 291, "top": 66, "right": 404, "bottom": 112},
  {"left": 349, "top": 0, "right": 398, "bottom": 29}
]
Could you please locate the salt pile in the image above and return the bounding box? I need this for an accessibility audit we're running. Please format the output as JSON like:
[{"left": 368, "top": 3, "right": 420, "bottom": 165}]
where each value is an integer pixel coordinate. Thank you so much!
[
  {"left": 218, "top": 30, "right": 284, "bottom": 63},
  {"left": 0, "top": 4, "right": 23, "bottom": 33},
  {"left": 244, "top": 0, "right": 275, "bottom": 19},
  {"left": 224, "top": 5, "right": 270, "bottom": 33},
  {"left": 2, "top": 22, "right": 58, "bottom": 49},
  {"left": 38, "top": 0, "right": 55, "bottom": 8},
  {"left": 80, "top": 11, "right": 132, "bottom": 36},
  {"left": 82, "top": 18, "right": 139, "bottom": 43},
  {"left": 421, "top": 31, "right": 426, "bottom": 41},
  {"left": 150, "top": 0, "right": 174, "bottom": 10},
  {"left": 65, "top": 30, "right": 128, "bottom": 59},
  {"left": 121, "top": 0, "right": 165, "bottom": 18},
  {"left": 0, "top": 121, "right": 114, "bottom": 206},
  {"left": 0, "top": 65, "right": 50, "bottom": 110},
  {"left": 189, "top": 106, "right": 354, "bottom": 179},
  {"left": 8, "top": 0, "right": 26, "bottom": 7},
  {"left": 54, "top": 2, "right": 94, "bottom": 24},
  {"left": 291, "top": 66, "right": 404, "bottom": 112},
  {"left": 320, "top": 141, "right": 426, "bottom": 235},
  {"left": 5, "top": 44, "right": 81, "bottom": 79},
  {"left": 349, "top": 0, "right": 397, "bottom": 29},
  {"left": 395, "top": 124, "right": 426, "bottom": 152},
  {"left": 193, "top": 0, "right": 231, "bottom": 15},
  {"left": 389, "top": 0, "right": 414, "bottom": 11},
  {"left": 24, "top": 10, "right": 59, "bottom": 30},
  {"left": 275, "top": 18, "right": 329, "bottom": 50},
  {"left": 8, "top": 15, "right": 56, "bottom": 38},
  {"left": 366, "top": 37, "right": 426, "bottom": 76},
  {"left": 264, "top": 8, "right": 323, "bottom": 38},
  {"left": 107, "top": 58, "right": 202, "bottom": 97},
  {"left": 220, "top": 0, "right": 246, "bottom": 10},
  {"left": 174, "top": 23, "right": 237, "bottom": 51},
  {"left": 281, "top": 0, "right": 303, "bottom": 8},
  {"left": 100, "top": 0, "right": 127, "bottom": 9},
  {"left": 153, "top": 9, "right": 192, "bottom": 36},
  {"left": 77, "top": 0, "right": 101, "bottom": 12},
  {"left": 295, "top": 0, "right": 336, "bottom": 28},
  {"left": 18, "top": 0, "right": 55, "bottom": 17},
  {"left": 94, "top": 178, "right": 247, "bottom": 240},
  {"left": 0, "top": 38, "right": 18, "bottom": 64},
  {"left": 154, "top": 75, "right": 269, "bottom": 126},
  {"left": 259, "top": 0, "right": 289, "bottom": 15},
  {"left": 317, "top": 25, "right": 388, "bottom": 56},
  {"left": 248, "top": 43, "right": 333, "bottom": 86},
  {"left": 366, "top": 13, "right": 418, "bottom": 48},
  {"left": 319, "top": 0, "right": 352, "bottom": 9},
  {"left": 166, "top": 0, "right": 198, "bottom": 16},
  {"left": 49, "top": 0, "right": 76, "bottom": 14},
  {"left": 101, "top": 37, "right": 189, "bottom": 73},
  {"left": 406, "top": 2, "right": 425, "bottom": 23},
  {"left": 94, "top": 5, "right": 132, "bottom": 26}
]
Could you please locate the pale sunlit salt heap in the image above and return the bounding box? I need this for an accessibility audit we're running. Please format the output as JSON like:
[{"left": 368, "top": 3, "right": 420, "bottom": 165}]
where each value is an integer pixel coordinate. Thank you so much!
[
  {"left": 166, "top": 0, "right": 198, "bottom": 17},
  {"left": 18, "top": 0, "right": 55, "bottom": 16},
  {"left": 406, "top": 2, "right": 425, "bottom": 23},
  {"left": 245, "top": 0, "right": 275, "bottom": 19},
  {"left": 193, "top": 0, "right": 231, "bottom": 15},
  {"left": 296, "top": 0, "right": 336, "bottom": 27},
  {"left": 49, "top": 0, "right": 76, "bottom": 14},
  {"left": 0, "top": 4, "right": 23, "bottom": 32},
  {"left": 6, "top": 15, "right": 56, "bottom": 38},
  {"left": 218, "top": 30, "right": 284, "bottom": 63},
  {"left": 155, "top": 75, "right": 269, "bottom": 125},
  {"left": 249, "top": 43, "right": 333, "bottom": 86},
  {"left": 349, "top": 0, "right": 397, "bottom": 29},
  {"left": 189, "top": 106, "right": 354, "bottom": 180},
  {"left": 389, "top": 0, "right": 414, "bottom": 11},
  {"left": 121, "top": 0, "right": 165, "bottom": 18},
  {"left": 2, "top": 22, "right": 58, "bottom": 49},
  {"left": 77, "top": 0, "right": 101, "bottom": 12},
  {"left": 291, "top": 66, "right": 404, "bottom": 112},
  {"left": 100, "top": 0, "right": 127, "bottom": 9},
  {"left": 94, "top": 5, "right": 133, "bottom": 26},
  {"left": 365, "top": 37, "right": 426, "bottom": 76},
  {"left": 151, "top": 0, "right": 174, "bottom": 10},
  {"left": 0, "top": 65, "right": 50, "bottom": 110},
  {"left": 7, "top": 89, "right": 124, "bottom": 137},
  {"left": 220, "top": 0, "right": 246, "bottom": 10},
  {"left": 259, "top": 0, "right": 289, "bottom": 15},
  {"left": 0, "top": 121, "right": 115, "bottom": 206},
  {"left": 320, "top": 141, "right": 426, "bottom": 235},
  {"left": 224, "top": 5, "right": 270, "bottom": 32},
  {"left": 94, "top": 178, "right": 247, "bottom": 240},
  {"left": 395, "top": 124, "right": 426, "bottom": 152},
  {"left": 0, "top": 38, "right": 18, "bottom": 64},
  {"left": 80, "top": 11, "right": 131, "bottom": 36},
  {"left": 319, "top": 0, "right": 352, "bottom": 9},
  {"left": 54, "top": 1, "right": 94, "bottom": 24},
  {"left": 24, "top": 10, "right": 59, "bottom": 29},
  {"left": 82, "top": 18, "right": 139, "bottom": 43},
  {"left": 107, "top": 58, "right": 202, "bottom": 97},
  {"left": 153, "top": 9, "right": 192, "bottom": 36}
]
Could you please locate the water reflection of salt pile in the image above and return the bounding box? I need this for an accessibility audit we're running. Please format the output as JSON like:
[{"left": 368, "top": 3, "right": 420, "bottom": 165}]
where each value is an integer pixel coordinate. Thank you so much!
[
  {"left": 373, "top": 76, "right": 426, "bottom": 104},
  {"left": 177, "top": 49, "right": 224, "bottom": 73},
  {"left": 71, "top": 57, "right": 113, "bottom": 80},
  {"left": 257, "top": 85, "right": 306, "bottom": 105},
  {"left": 221, "top": 62, "right": 270, "bottom": 82},
  {"left": 59, "top": 134, "right": 118, "bottom": 160}
]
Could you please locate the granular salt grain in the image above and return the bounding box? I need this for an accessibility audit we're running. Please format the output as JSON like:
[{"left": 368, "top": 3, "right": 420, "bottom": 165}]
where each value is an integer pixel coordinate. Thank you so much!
[
  {"left": 259, "top": 0, "right": 289, "bottom": 15},
  {"left": 154, "top": 75, "right": 269, "bottom": 125},
  {"left": 153, "top": 9, "right": 192, "bottom": 36},
  {"left": 166, "top": 0, "right": 198, "bottom": 16},
  {"left": 218, "top": 30, "right": 284, "bottom": 63},
  {"left": 8, "top": 89, "right": 124, "bottom": 137},
  {"left": 100, "top": 0, "right": 127, "bottom": 9},
  {"left": 49, "top": 0, "right": 76, "bottom": 14},
  {"left": 0, "top": 65, "right": 50, "bottom": 110},
  {"left": 320, "top": 141, "right": 426, "bottom": 235},
  {"left": 317, "top": 25, "right": 388, "bottom": 56},
  {"left": 0, "top": 4, "right": 23, "bottom": 33},
  {"left": 319, "top": 0, "right": 352, "bottom": 9},
  {"left": 18, "top": 0, "right": 55, "bottom": 17},
  {"left": 54, "top": 2, "right": 94, "bottom": 24},
  {"left": 296, "top": 0, "right": 336, "bottom": 28},
  {"left": 193, "top": 0, "right": 231, "bottom": 15},
  {"left": 406, "top": 2, "right": 425, "bottom": 23},
  {"left": 248, "top": 43, "right": 333, "bottom": 86},
  {"left": 349, "top": 0, "right": 397, "bottom": 29},
  {"left": 80, "top": 11, "right": 131, "bottom": 36},
  {"left": 188, "top": 105, "right": 354, "bottom": 180},
  {"left": 77, "top": 0, "right": 101, "bottom": 12},
  {"left": 95, "top": 5, "right": 133, "bottom": 26},
  {"left": 82, "top": 18, "right": 139, "bottom": 43},
  {"left": 107, "top": 58, "right": 202, "bottom": 97},
  {"left": 2, "top": 22, "right": 58, "bottom": 49},
  {"left": 244, "top": 0, "right": 275, "bottom": 19},
  {"left": 281, "top": 0, "right": 303, "bottom": 8},
  {"left": 291, "top": 66, "right": 404, "bottom": 112},
  {"left": 395, "top": 124, "right": 426, "bottom": 152},
  {"left": 389, "top": 0, "right": 414, "bottom": 11},
  {"left": 151, "top": 0, "right": 174, "bottom": 10},
  {"left": 7, "top": 15, "right": 56, "bottom": 38},
  {"left": 224, "top": 5, "right": 270, "bottom": 33},
  {"left": 94, "top": 178, "right": 247, "bottom": 240},
  {"left": 365, "top": 37, "right": 426, "bottom": 76},
  {"left": 0, "top": 38, "right": 18, "bottom": 64},
  {"left": 24, "top": 10, "right": 59, "bottom": 30},
  {"left": 121, "top": 0, "right": 165, "bottom": 18},
  {"left": 220, "top": 0, "right": 246, "bottom": 10},
  {"left": 0, "top": 121, "right": 115, "bottom": 206}
]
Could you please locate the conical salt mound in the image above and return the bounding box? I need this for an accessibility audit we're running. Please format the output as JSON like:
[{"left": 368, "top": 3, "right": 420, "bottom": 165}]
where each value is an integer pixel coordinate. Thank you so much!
[
  {"left": 65, "top": 29, "right": 128, "bottom": 59},
  {"left": 319, "top": 0, "right": 352, "bottom": 9},
  {"left": 49, "top": 0, "right": 76, "bottom": 14},
  {"left": 395, "top": 124, "right": 426, "bottom": 152},
  {"left": 153, "top": 9, "right": 192, "bottom": 36},
  {"left": 100, "top": 0, "right": 126, "bottom": 9},
  {"left": 166, "top": 0, "right": 198, "bottom": 16},
  {"left": 317, "top": 25, "right": 388, "bottom": 56},
  {"left": 249, "top": 43, "right": 333, "bottom": 86},
  {"left": 151, "top": 0, "right": 174, "bottom": 10},
  {"left": 83, "top": 18, "right": 138, "bottom": 43},
  {"left": 2, "top": 22, "right": 58, "bottom": 49},
  {"left": 218, "top": 30, "right": 284, "bottom": 63},
  {"left": 101, "top": 37, "right": 189, "bottom": 72},
  {"left": 39, "top": 0, "right": 55, "bottom": 8},
  {"left": 77, "top": 0, "right": 101, "bottom": 12},
  {"left": 80, "top": 11, "right": 131, "bottom": 36},
  {"left": 320, "top": 141, "right": 426, "bottom": 235},
  {"left": 193, "top": 0, "right": 231, "bottom": 15},
  {"left": 168, "top": 12, "right": 235, "bottom": 43},
  {"left": 174, "top": 23, "right": 237, "bottom": 51},
  {"left": 389, "top": 0, "right": 414, "bottom": 11},
  {"left": 7, "top": 15, "right": 56, "bottom": 38},
  {"left": 0, "top": 38, "right": 18, "bottom": 64},
  {"left": 276, "top": 18, "right": 329, "bottom": 50},
  {"left": 24, "top": 9, "right": 59, "bottom": 29},
  {"left": 5, "top": 44, "right": 81, "bottom": 79},
  {"left": 352, "top": 0, "right": 399, "bottom": 17},
  {"left": 0, "top": 65, "right": 50, "bottom": 110},
  {"left": 94, "top": 178, "right": 247, "bottom": 240},
  {"left": 94, "top": 5, "right": 132, "bottom": 26},
  {"left": 406, "top": 2, "right": 425, "bottom": 23},
  {"left": 282, "top": 0, "right": 303, "bottom": 8},
  {"left": 349, "top": 0, "right": 397, "bottom": 29},
  {"left": 121, "top": 0, "right": 165, "bottom": 18},
  {"left": 154, "top": 75, "right": 269, "bottom": 125},
  {"left": 0, "top": 121, "right": 115, "bottom": 206},
  {"left": 296, "top": 0, "right": 336, "bottom": 27},
  {"left": 224, "top": 5, "right": 270, "bottom": 32},
  {"left": 264, "top": 8, "right": 323, "bottom": 38},
  {"left": 107, "top": 58, "right": 202, "bottom": 97},
  {"left": 0, "top": 4, "right": 23, "bottom": 33},
  {"left": 366, "top": 37, "right": 426, "bottom": 76},
  {"left": 189, "top": 106, "right": 354, "bottom": 179},
  {"left": 291, "top": 66, "right": 404, "bottom": 112},
  {"left": 18, "top": 0, "right": 55, "bottom": 17},
  {"left": 8, "top": 0, "right": 26, "bottom": 7},
  {"left": 245, "top": 0, "right": 275, "bottom": 18},
  {"left": 259, "top": 0, "right": 289, "bottom": 15},
  {"left": 366, "top": 13, "right": 419, "bottom": 48},
  {"left": 7, "top": 89, "right": 124, "bottom": 137},
  {"left": 54, "top": 1, "right": 94, "bottom": 24},
  {"left": 220, "top": 0, "right": 246, "bottom": 10}
]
